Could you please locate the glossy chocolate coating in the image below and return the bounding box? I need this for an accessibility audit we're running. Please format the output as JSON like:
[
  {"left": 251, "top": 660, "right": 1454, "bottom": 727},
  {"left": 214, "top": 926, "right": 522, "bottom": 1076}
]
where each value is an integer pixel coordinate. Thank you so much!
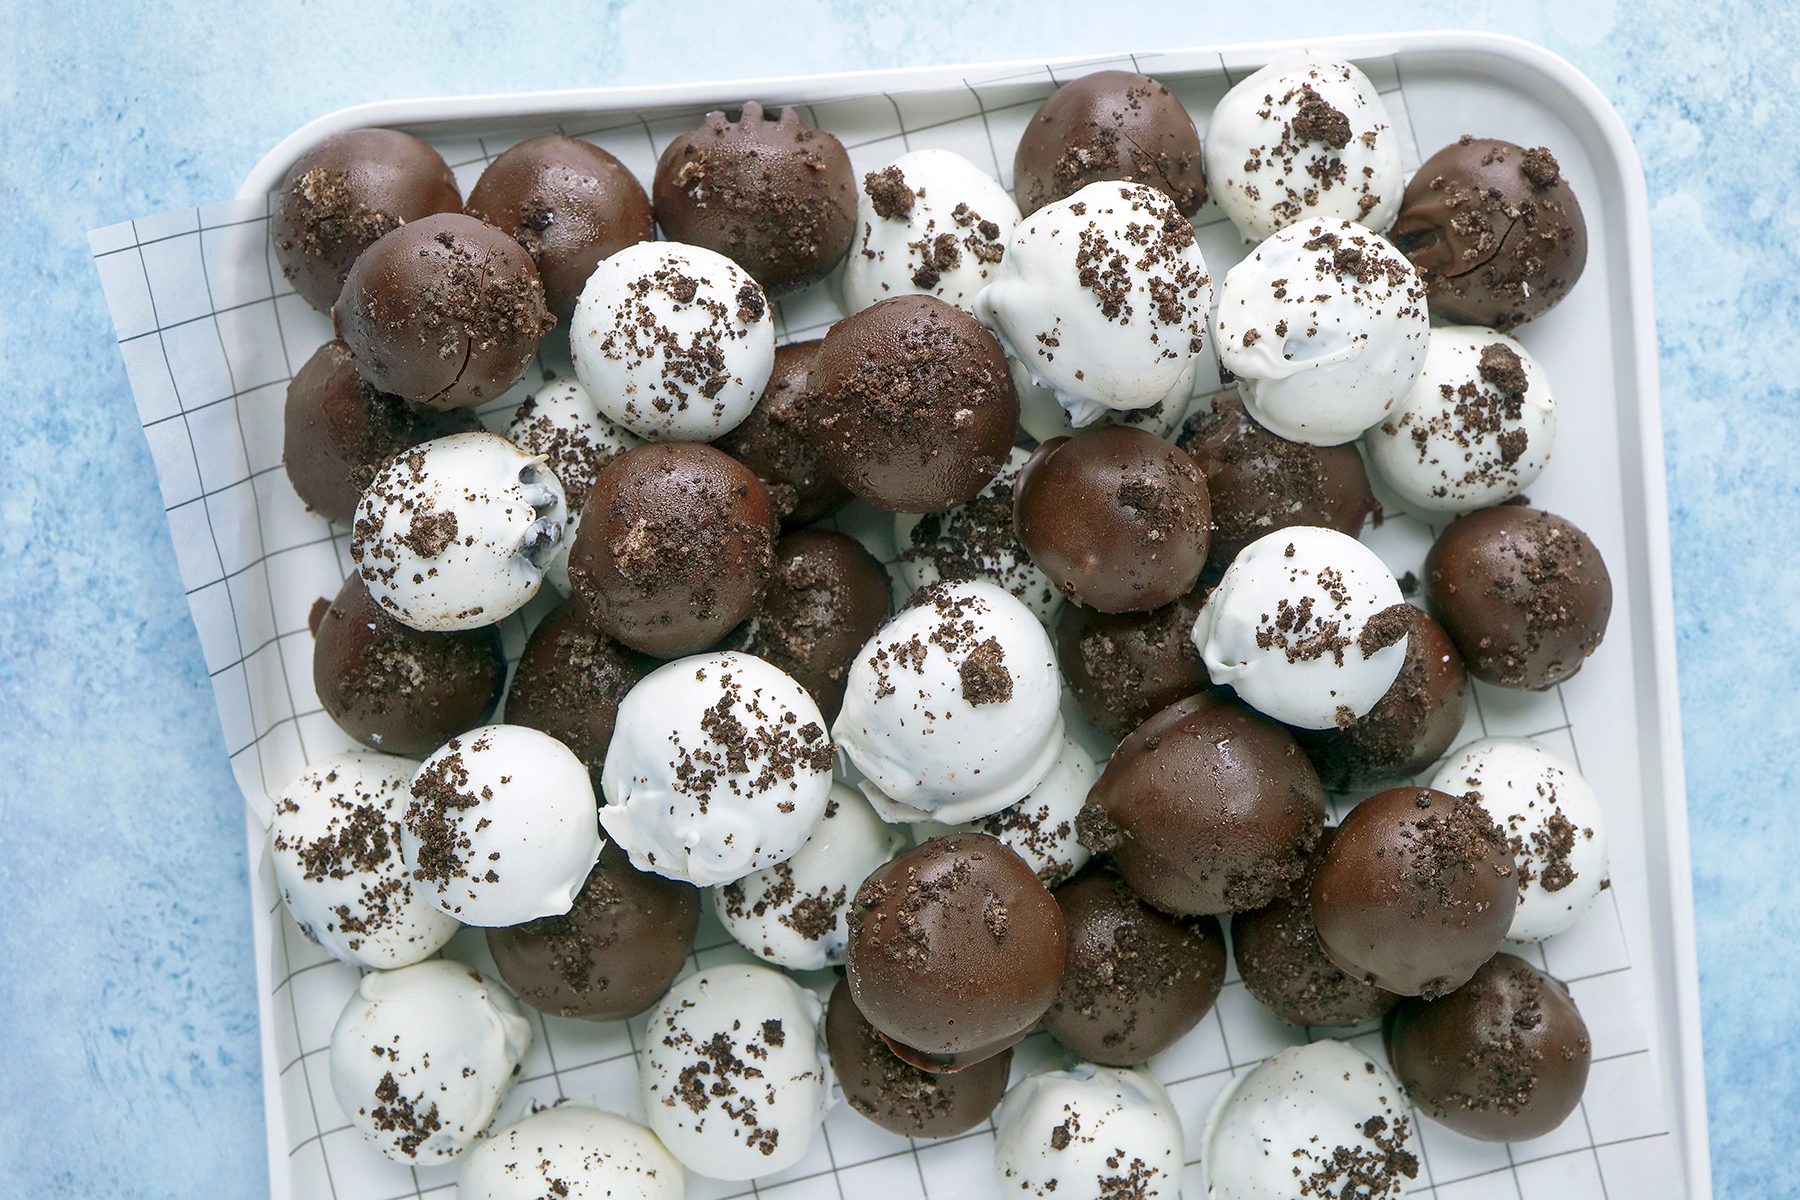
[
  {"left": 1385, "top": 953, "right": 1591, "bottom": 1141},
  {"left": 1054, "top": 587, "right": 1213, "bottom": 741},
  {"left": 1312, "top": 787, "right": 1517, "bottom": 999},
  {"left": 845, "top": 834, "right": 1065, "bottom": 1071},
  {"left": 333, "top": 212, "right": 555, "bottom": 410},
  {"left": 273, "top": 128, "right": 461, "bottom": 312},
  {"left": 503, "top": 598, "right": 655, "bottom": 780},
  {"left": 487, "top": 842, "right": 700, "bottom": 1021},
  {"left": 1079, "top": 691, "right": 1325, "bottom": 915},
  {"left": 714, "top": 339, "right": 850, "bottom": 528},
  {"left": 1425, "top": 505, "right": 1612, "bottom": 690},
  {"left": 566, "top": 442, "right": 775, "bottom": 658},
  {"left": 465, "top": 134, "right": 654, "bottom": 322},
  {"left": 1013, "top": 70, "right": 1207, "bottom": 216}
]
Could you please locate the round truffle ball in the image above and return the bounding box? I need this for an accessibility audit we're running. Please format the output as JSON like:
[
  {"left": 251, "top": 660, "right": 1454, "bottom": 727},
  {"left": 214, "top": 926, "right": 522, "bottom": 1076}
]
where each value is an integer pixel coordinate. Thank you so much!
[
  {"left": 653, "top": 102, "right": 857, "bottom": 296},
  {"left": 1311, "top": 786, "right": 1517, "bottom": 999},
  {"left": 502, "top": 599, "right": 653, "bottom": 781},
  {"left": 845, "top": 833, "right": 1066, "bottom": 1071},
  {"left": 1079, "top": 691, "right": 1325, "bottom": 915},
  {"left": 465, "top": 134, "right": 654, "bottom": 323},
  {"left": 457, "top": 1106, "right": 682, "bottom": 1200},
  {"left": 1013, "top": 70, "right": 1206, "bottom": 216},
  {"left": 333, "top": 212, "right": 554, "bottom": 410},
  {"left": 566, "top": 442, "right": 775, "bottom": 658},
  {"left": 840, "top": 148, "right": 1020, "bottom": 313},
  {"left": 1392, "top": 137, "right": 1587, "bottom": 330},
  {"left": 1054, "top": 587, "right": 1213, "bottom": 741},
  {"left": 1015, "top": 426, "right": 1212, "bottom": 613},
  {"left": 995, "top": 1065, "right": 1185, "bottom": 1198},
  {"left": 274, "top": 128, "right": 461, "bottom": 312},
  {"left": 714, "top": 339, "right": 850, "bottom": 528}
]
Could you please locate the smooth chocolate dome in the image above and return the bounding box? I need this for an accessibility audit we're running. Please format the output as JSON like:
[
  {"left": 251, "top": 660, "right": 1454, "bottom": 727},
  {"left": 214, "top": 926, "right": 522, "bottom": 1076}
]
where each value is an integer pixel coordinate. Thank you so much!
[
  {"left": 1013, "top": 70, "right": 1207, "bottom": 216},
  {"left": 1054, "top": 588, "right": 1213, "bottom": 742},
  {"left": 714, "top": 339, "right": 850, "bottom": 528},
  {"left": 503, "top": 599, "right": 655, "bottom": 780}
]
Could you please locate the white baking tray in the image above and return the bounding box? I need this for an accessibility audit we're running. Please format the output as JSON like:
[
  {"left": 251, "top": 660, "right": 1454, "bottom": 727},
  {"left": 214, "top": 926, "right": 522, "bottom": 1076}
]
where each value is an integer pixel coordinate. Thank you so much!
[{"left": 88, "top": 29, "right": 1706, "bottom": 1200}]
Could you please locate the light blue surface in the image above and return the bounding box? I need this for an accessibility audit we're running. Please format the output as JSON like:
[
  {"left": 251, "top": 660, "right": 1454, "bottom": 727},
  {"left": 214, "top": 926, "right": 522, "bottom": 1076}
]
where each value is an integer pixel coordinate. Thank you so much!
[{"left": 0, "top": 2, "right": 1795, "bottom": 1196}]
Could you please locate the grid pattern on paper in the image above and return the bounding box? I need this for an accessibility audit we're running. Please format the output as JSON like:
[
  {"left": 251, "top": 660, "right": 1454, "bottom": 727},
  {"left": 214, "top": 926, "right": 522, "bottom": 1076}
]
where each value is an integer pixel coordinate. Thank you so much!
[{"left": 89, "top": 46, "right": 1682, "bottom": 1200}]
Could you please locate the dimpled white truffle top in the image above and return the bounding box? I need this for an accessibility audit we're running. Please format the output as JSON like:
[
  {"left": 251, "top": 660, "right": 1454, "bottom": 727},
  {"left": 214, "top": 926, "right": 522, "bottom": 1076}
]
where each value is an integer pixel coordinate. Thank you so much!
[
  {"left": 1204, "top": 57, "right": 1404, "bottom": 243},
  {"left": 457, "top": 1105, "right": 683, "bottom": 1200},
  {"left": 350, "top": 431, "right": 567, "bottom": 631},
  {"left": 1215, "top": 219, "right": 1429, "bottom": 447},
  {"left": 1193, "top": 526, "right": 1409, "bottom": 729},
  {"left": 506, "top": 377, "right": 641, "bottom": 593},
  {"left": 570, "top": 240, "right": 775, "bottom": 441},
  {"left": 839, "top": 148, "right": 1020, "bottom": 313},
  {"left": 269, "top": 752, "right": 458, "bottom": 969},
  {"left": 834, "top": 580, "right": 1065, "bottom": 824},
  {"left": 975, "top": 180, "right": 1213, "bottom": 428},
  {"left": 1202, "top": 1039, "right": 1418, "bottom": 1200},
  {"left": 328, "top": 960, "right": 531, "bottom": 1164},
  {"left": 994, "top": 1063, "right": 1184, "bottom": 1200},
  {"left": 1431, "top": 737, "right": 1608, "bottom": 941},
  {"left": 600, "top": 652, "right": 836, "bottom": 887},
  {"left": 920, "top": 732, "right": 1096, "bottom": 887},
  {"left": 400, "top": 724, "right": 602, "bottom": 926}
]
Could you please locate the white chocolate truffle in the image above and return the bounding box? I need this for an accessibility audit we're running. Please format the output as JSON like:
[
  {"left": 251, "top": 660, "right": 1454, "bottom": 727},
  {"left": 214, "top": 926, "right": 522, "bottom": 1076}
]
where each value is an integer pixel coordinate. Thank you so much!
[
  {"left": 835, "top": 580, "right": 1065, "bottom": 824},
  {"left": 350, "top": 431, "right": 567, "bottom": 631},
  {"left": 269, "top": 752, "right": 458, "bottom": 969},
  {"left": 975, "top": 180, "right": 1213, "bottom": 428},
  {"left": 328, "top": 959, "right": 530, "bottom": 1164},
  {"left": 1014, "top": 355, "right": 1196, "bottom": 444},
  {"left": 1365, "top": 327, "right": 1555, "bottom": 513},
  {"left": 919, "top": 733, "right": 1096, "bottom": 887},
  {"left": 1202, "top": 1039, "right": 1418, "bottom": 1200},
  {"left": 640, "top": 963, "right": 832, "bottom": 1180},
  {"left": 1216, "top": 219, "right": 1429, "bottom": 447},
  {"left": 1193, "top": 527, "right": 1409, "bottom": 729},
  {"left": 505, "top": 378, "right": 640, "bottom": 593},
  {"left": 840, "top": 148, "right": 1020, "bottom": 313},
  {"left": 1204, "top": 58, "right": 1404, "bottom": 242},
  {"left": 1431, "top": 737, "right": 1608, "bottom": 941},
  {"left": 601, "top": 652, "right": 836, "bottom": 886},
  {"left": 458, "top": 1105, "right": 683, "bottom": 1200},
  {"left": 401, "top": 725, "right": 602, "bottom": 926},
  {"left": 570, "top": 240, "right": 775, "bottom": 441},
  {"left": 994, "top": 1063, "right": 1183, "bottom": 1199}
]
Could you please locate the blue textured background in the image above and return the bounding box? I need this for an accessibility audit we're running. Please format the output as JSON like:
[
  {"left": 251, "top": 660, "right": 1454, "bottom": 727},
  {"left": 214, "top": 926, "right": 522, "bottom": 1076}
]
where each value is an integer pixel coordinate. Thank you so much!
[{"left": 1, "top": 3, "right": 1794, "bottom": 1196}]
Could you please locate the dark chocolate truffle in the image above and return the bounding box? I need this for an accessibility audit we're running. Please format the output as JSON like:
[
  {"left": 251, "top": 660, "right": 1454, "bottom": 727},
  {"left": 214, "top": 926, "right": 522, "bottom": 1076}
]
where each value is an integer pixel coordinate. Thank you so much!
[
  {"left": 310, "top": 571, "right": 505, "bottom": 756},
  {"left": 333, "top": 212, "right": 555, "bottom": 410},
  {"left": 825, "top": 975, "right": 1011, "bottom": 1138},
  {"left": 1390, "top": 137, "right": 1588, "bottom": 330},
  {"left": 1015, "top": 426, "right": 1211, "bottom": 613},
  {"left": 1311, "top": 787, "right": 1517, "bottom": 999},
  {"left": 273, "top": 128, "right": 461, "bottom": 312},
  {"left": 503, "top": 598, "right": 654, "bottom": 779},
  {"left": 1385, "top": 953, "right": 1592, "bottom": 1141},
  {"left": 1013, "top": 70, "right": 1207, "bottom": 216},
  {"left": 566, "top": 442, "right": 775, "bottom": 658},
  {"left": 1054, "top": 588, "right": 1213, "bottom": 741},
  {"left": 487, "top": 842, "right": 700, "bottom": 1021},
  {"left": 845, "top": 833, "right": 1065, "bottom": 1071},
  {"left": 282, "top": 339, "right": 479, "bottom": 524},
  {"left": 797, "top": 295, "right": 1017, "bottom": 513},
  {"left": 465, "top": 133, "right": 654, "bottom": 322},
  {"left": 1079, "top": 691, "right": 1325, "bottom": 915},
  {"left": 1425, "top": 505, "right": 1612, "bottom": 690},
  {"left": 1044, "top": 868, "right": 1226, "bottom": 1065},
  {"left": 653, "top": 102, "right": 857, "bottom": 295},
  {"left": 713, "top": 339, "right": 850, "bottom": 528},
  {"left": 1178, "top": 389, "right": 1378, "bottom": 571}
]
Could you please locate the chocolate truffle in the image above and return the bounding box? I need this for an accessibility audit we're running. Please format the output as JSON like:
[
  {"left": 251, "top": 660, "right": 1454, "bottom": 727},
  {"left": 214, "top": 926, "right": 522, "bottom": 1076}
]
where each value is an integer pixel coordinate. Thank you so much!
[
  {"left": 1054, "top": 588, "right": 1213, "bottom": 741},
  {"left": 566, "top": 442, "right": 775, "bottom": 658},
  {"left": 1044, "top": 869, "right": 1226, "bottom": 1065},
  {"left": 1425, "top": 505, "right": 1612, "bottom": 690},
  {"left": 797, "top": 295, "right": 1017, "bottom": 513},
  {"left": 713, "top": 339, "right": 850, "bottom": 528},
  {"left": 724, "top": 529, "right": 890, "bottom": 720},
  {"left": 1079, "top": 691, "right": 1325, "bottom": 915},
  {"left": 273, "top": 128, "right": 461, "bottom": 312},
  {"left": 1231, "top": 827, "right": 1401, "bottom": 1028},
  {"left": 1295, "top": 606, "right": 1469, "bottom": 790},
  {"left": 1391, "top": 137, "right": 1588, "bottom": 330},
  {"left": 502, "top": 598, "right": 654, "bottom": 779},
  {"left": 1013, "top": 70, "right": 1206, "bottom": 216},
  {"left": 825, "top": 976, "right": 1011, "bottom": 1138},
  {"left": 653, "top": 102, "right": 856, "bottom": 295},
  {"left": 465, "top": 134, "right": 654, "bottom": 322},
  {"left": 282, "top": 339, "right": 479, "bottom": 524},
  {"left": 310, "top": 572, "right": 505, "bottom": 757},
  {"left": 333, "top": 212, "right": 555, "bottom": 410},
  {"left": 1312, "top": 787, "right": 1517, "bottom": 999},
  {"left": 1177, "top": 389, "right": 1378, "bottom": 570},
  {"left": 1385, "top": 953, "right": 1592, "bottom": 1141},
  {"left": 845, "top": 833, "right": 1066, "bottom": 1071}
]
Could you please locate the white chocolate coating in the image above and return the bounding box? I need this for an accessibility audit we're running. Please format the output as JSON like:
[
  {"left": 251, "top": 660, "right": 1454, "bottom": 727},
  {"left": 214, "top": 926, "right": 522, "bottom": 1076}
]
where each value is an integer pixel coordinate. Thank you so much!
[
  {"left": 994, "top": 1063, "right": 1183, "bottom": 1199},
  {"left": 506, "top": 377, "right": 641, "bottom": 593},
  {"left": 457, "top": 1106, "right": 683, "bottom": 1200},
  {"left": 917, "top": 733, "right": 1097, "bottom": 887},
  {"left": 1014, "top": 355, "right": 1196, "bottom": 444}
]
